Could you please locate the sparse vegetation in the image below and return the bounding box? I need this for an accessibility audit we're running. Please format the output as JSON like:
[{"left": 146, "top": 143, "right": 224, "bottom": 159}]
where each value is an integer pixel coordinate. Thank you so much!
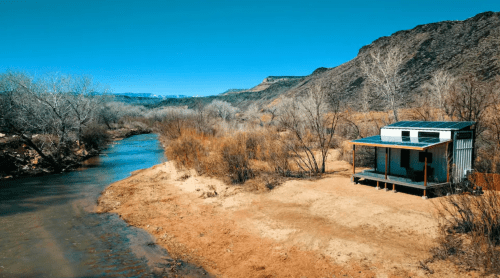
[{"left": 423, "top": 175, "right": 500, "bottom": 274}]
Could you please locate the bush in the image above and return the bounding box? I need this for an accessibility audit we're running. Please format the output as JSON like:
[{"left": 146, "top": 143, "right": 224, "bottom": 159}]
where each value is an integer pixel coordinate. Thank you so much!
[
  {"left": 165, "top": 130, "right": 207, "bottom": 172},
  {"left": 80, "top": 123, "right": 111, "bottom": 151},
  {"left": 221, "top": 135, "right": 253, "bottom": 183},
  {"left": 261, "top": 134, "right": 291, "bottom": 176},
  {"left": 427, "top": 178, "right": 500, "bottom": 274}
]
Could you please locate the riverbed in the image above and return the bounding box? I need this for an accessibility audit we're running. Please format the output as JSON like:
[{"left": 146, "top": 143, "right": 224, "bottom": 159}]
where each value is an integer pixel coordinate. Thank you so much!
[{"left": 0, "top": 134, "right": 208, "bottom": 277}]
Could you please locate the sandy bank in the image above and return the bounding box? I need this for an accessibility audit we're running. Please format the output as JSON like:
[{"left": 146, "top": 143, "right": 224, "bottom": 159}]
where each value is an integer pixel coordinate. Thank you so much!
[{"left": 97, "top": 151, "right": 465, "bottom": 277}]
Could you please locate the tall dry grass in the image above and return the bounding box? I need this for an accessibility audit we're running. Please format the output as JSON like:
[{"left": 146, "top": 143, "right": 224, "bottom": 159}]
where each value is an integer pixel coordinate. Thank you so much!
[
  {"left": 161, "top": 121, "right": 292, "bottom": 186},
  {"left": 423, "top": 177, "right": 500, "bottom": 274}
]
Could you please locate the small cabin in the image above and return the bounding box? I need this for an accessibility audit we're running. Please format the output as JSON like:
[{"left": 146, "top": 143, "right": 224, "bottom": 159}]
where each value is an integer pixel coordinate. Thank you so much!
[{"left": 349, "top": 121, "right": 475, "bottom": 198}]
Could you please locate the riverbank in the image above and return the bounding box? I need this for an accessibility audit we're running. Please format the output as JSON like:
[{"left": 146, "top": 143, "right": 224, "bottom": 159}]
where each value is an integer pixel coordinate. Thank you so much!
[
  {"left": 0, "top": 127, "right": 150, "bottom": 180},
  {"left": 97, "top": 150, "right": 472, "bottom": 277}
]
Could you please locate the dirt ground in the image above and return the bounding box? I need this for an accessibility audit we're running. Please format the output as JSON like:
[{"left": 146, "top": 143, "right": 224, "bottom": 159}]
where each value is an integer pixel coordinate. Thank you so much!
[{"left": 96, "top": 151, "right": 475, "bottom": 278}]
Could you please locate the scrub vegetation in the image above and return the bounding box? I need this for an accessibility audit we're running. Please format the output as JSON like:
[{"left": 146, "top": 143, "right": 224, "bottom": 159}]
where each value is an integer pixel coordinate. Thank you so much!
[
  {"left": 152, "top": 63, "right": 500, "bottom": 275},
  {"left": 0, "top": 71, "right": 153, "bottom": 177},
  {"left": 3, "top": 12, "right": 500, "bottom": 276}
]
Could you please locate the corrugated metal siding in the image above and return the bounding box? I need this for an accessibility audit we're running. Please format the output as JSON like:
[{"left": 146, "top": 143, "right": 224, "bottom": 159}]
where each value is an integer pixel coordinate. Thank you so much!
[{"left": 453, "top": 131, "right": 474, "bottom": 182}]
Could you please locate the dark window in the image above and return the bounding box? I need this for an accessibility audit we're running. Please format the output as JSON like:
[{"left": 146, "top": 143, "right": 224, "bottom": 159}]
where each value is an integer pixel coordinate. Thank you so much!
[
  {"left": 419, "top": 152, "right": 433, "bottom": 163},
  {"left": 402, "top": 131, "right": 410, "bottom": 141},
  {"left": 418, "top": 132, "right": 440, "bottom": 138},
  {"left": 401, "top": 149, "right": 410, "bottom": 168},
  {"left": 456, "top": 132, "right": 472, "bottom": 139}
]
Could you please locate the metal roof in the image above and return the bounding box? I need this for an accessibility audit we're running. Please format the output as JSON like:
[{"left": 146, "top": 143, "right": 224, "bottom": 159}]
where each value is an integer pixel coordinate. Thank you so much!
[
  {"left": 383, "top": 121, "right": 475, "bottom": 130},
  {"left": 349, "top": 135, "right": 452, "bottom": 150}
]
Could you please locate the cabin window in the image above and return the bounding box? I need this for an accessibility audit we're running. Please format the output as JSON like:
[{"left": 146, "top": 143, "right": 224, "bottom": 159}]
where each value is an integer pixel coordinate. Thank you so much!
[
  {"left": 418, "top": 132, "right": 440, "bottom": 138},
  {"left": 401, "top": 149, "right": 410, "bottom": 168},
  {"left": 402, "top": 131, "right": 410, "bottom": 141},
  {"left": 456, "top": 132, "right": 472, "bottom": 139},
  {"left": 419, "top": 152, "right": 433, "bottom": 163}
]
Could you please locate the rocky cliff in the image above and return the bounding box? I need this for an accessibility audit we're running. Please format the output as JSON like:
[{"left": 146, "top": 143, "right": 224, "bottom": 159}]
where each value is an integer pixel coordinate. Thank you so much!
[
  {"left": 156, "top": 11, "right": 500, "bottom": 110},
  {"left": 281, "top": 11, "right": 500, "bottom": 105}
]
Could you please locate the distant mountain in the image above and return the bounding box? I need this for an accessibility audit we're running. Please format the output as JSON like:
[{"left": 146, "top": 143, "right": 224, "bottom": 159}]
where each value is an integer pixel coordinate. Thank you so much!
[
  {"left": 116, "top": 93, "right": 189, "bottom": 99},
  {"left": 154, "top": 11, "right": 500, "bottom": 110},
  {"left": 221, "top": 89, "right": 247, "bottom": 95},
  {"left": 110, "top": 93, "right": 190, "bottom": 106},
  {"left": 154, "top": 75, "right": 305, "bottom": 109}
]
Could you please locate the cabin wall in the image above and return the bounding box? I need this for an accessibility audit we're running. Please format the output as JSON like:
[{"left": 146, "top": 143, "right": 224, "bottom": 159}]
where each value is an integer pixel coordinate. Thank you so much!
[
  {"left": 375, "top": 145, "right": 448, "bottom": 183},
  {"left": 380, "top": 128, "right": 452, "bottom": 139},
  {"left": 453, "top": 130, "right": 474, "bottom": 182}
]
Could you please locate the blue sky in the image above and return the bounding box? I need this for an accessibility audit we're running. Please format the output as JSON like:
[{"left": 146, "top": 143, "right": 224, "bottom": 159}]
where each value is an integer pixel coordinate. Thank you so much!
[{"left": 1, "top": 0, "right": 499, "bottom": 96}]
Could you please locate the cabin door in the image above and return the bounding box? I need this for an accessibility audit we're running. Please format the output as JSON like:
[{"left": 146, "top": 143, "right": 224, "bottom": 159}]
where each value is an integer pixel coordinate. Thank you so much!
[{"left": 453, "top": 131, "right": 474, "bottom": 182}]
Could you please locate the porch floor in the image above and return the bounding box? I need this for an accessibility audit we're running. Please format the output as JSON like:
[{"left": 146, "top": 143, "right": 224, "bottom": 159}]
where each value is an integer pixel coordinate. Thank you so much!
[{"left": 353, "top": 169, "right": 450, "bottom": 190}]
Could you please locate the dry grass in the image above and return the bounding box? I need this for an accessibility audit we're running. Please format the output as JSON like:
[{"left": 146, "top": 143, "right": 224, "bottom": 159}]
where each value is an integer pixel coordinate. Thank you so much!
[
  {"left": 161, "top": 123, "right": 293, "bottom": 186},
  {"left": 424, "top": 178, "right": 500, "bottom": 275}
]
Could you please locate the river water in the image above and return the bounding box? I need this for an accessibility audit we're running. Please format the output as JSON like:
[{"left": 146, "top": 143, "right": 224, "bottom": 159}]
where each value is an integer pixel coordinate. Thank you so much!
[{"left": 0, "top": 134, "right": 209, "bottom": 277}]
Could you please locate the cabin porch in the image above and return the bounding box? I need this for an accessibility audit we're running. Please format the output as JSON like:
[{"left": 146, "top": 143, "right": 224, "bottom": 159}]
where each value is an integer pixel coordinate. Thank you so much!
[
  {"left": 352, "top": 169, "right": 450, "bottom": 190},
  {"left": 349, "top": 135, "right": 453, "bottom": 198}
]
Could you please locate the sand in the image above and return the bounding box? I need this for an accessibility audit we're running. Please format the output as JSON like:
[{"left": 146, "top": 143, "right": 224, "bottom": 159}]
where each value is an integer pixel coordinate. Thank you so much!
[{"left": 96, "top": 151, "right": 468, "bottom": 277}]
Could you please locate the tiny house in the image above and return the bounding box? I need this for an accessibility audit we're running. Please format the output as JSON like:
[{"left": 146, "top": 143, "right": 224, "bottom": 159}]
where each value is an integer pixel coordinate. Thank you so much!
[{"left": 349, "top": 121, "right": 475, "bottom": 198}]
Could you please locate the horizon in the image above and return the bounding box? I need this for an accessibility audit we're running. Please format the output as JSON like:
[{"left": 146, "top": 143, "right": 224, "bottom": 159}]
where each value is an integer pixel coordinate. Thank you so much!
[{"left": 1, "top": 1, "right": 500, "bottom": 97}]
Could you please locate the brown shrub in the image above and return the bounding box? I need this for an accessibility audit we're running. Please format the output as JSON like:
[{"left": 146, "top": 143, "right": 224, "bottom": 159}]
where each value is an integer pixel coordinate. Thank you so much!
[
  {"left": 220, "top": 134, "right": 253, "bottom": 183},
  {"left": 261, "top": 134, "right": 292, "bottom": 176},
  {"left": 162, "top": 124, "right": 297, "bottom": 186},
  {"left": 427, "top": 178, "right": 500, "bottom": 274},
  {"left": 80, "top": 123, "right": 110, "bottom": 150},
  {"left": 164, "top": 129, "right": 208, "bottom": 172},
  {"left": 470, "top": 173, "right": 500, "bottom": 191},
  {"left": 245, "top": 132, "right": 264, "bottom": 160}
]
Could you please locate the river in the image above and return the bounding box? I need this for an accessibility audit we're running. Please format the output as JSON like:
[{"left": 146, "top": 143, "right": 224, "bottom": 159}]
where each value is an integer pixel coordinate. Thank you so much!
[{"left": 0, "top": 134, "right": 209, "bottom": 277}]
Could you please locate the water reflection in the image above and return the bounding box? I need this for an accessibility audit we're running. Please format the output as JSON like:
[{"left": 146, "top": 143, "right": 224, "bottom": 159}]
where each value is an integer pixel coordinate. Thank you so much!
[{"left": 0, "top": 134, "right": 209, "bottom": 277}]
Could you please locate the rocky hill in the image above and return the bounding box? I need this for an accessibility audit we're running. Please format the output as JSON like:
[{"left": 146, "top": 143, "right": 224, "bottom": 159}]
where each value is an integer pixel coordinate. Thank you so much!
[
  {"left": 154, "top": 11, "right": 500, "bottom": 110},
  {"left": 220, "top": 76, "right": 306, "bottom": 96}
]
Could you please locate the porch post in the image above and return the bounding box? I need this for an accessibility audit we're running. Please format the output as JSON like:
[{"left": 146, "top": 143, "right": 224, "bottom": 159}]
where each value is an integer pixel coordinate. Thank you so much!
[
  {"left": 351, "top": 144, "right": 356, "bottom": 184},
  {"left": 374, "top": 147, "right": 377, "bottom": 172},
  {"left": 446, "top": 142, "right": 450, "bottom": 183},
  {"left": 385, "top": 148, "right": 388, "bottom": 190},
  {"left": 424, "top": 150, "right": 428, "bottom": 199},
  {"left": 352, "top": 145, "right": 356, "bottom": 175}
]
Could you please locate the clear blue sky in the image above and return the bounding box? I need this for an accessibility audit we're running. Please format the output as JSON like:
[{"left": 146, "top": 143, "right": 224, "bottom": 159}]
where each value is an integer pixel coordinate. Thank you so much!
[{"left": 1, "top": 0, "right": 499, "bottom": 96}]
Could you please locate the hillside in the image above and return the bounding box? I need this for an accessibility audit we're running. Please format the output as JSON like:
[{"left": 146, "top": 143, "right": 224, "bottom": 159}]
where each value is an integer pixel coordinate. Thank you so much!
[
  {"left": 153, "top": 11, "right": 500, "bottom": 110},
  {"left": 152, "top": 76, "right": 305, "bottom": 109}
]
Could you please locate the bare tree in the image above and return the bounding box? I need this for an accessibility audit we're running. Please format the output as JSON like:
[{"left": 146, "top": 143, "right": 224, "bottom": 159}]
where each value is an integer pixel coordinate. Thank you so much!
[
  {"left": 0, "top": 71, "right": 106, "bottom": 170},
  {"left": 361, "top": 47, "right": 406, "bottom": 122},
  {"left": 205, "top": 100, "right": 238, "bottom": 121},
  {"left": 421, "top": 70, "right": 455, "bottom": 120},
  {"left": 278, "top": 83, "right": 342, "bottom": 174},
  {"left": 263, "top": 105, "right": 279, "bottom": 125},
  {"left": 244, "top": 103, "right": 262, "bottom": 125},
  {"left": 66, "top": 75, "right": 106, "bottom": 139},
  {"left": 445, "top": 74, "right": 498, "bottom": 136}
]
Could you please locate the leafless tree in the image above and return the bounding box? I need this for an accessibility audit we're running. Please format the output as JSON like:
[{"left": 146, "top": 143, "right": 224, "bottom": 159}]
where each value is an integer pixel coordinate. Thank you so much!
[
  {"left": 361, "top": 47, "right": 406, "bottom": 122},
  {"left": 278, "top": 82, "right": 342, "bottom": 174},
  {"left": 205, "top": 100, "right": 238, "bottom": 121},
  {"left": 0, "top": 71, "right": 106, "bottom": 170},
  {"left": 66, "top": 75, "right": 106, "bottom": 139},
  {"left": 262, "top": 105, "right": 280, "bottom": 126},
  {"left": 244, "top": 103, "right": 262, "bottom": 125},
  {"left": 418, "top": 70, "right": 456, "bottom": 120},
  {"left": 445, "top": 74, "right": 498, "bottom": 136}
]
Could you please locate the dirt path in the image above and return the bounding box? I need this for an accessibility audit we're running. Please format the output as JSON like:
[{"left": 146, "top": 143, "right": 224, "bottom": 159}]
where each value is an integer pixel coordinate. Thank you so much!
[{"left": 97, "top": 152, "right": 463, "bottom": 277}]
